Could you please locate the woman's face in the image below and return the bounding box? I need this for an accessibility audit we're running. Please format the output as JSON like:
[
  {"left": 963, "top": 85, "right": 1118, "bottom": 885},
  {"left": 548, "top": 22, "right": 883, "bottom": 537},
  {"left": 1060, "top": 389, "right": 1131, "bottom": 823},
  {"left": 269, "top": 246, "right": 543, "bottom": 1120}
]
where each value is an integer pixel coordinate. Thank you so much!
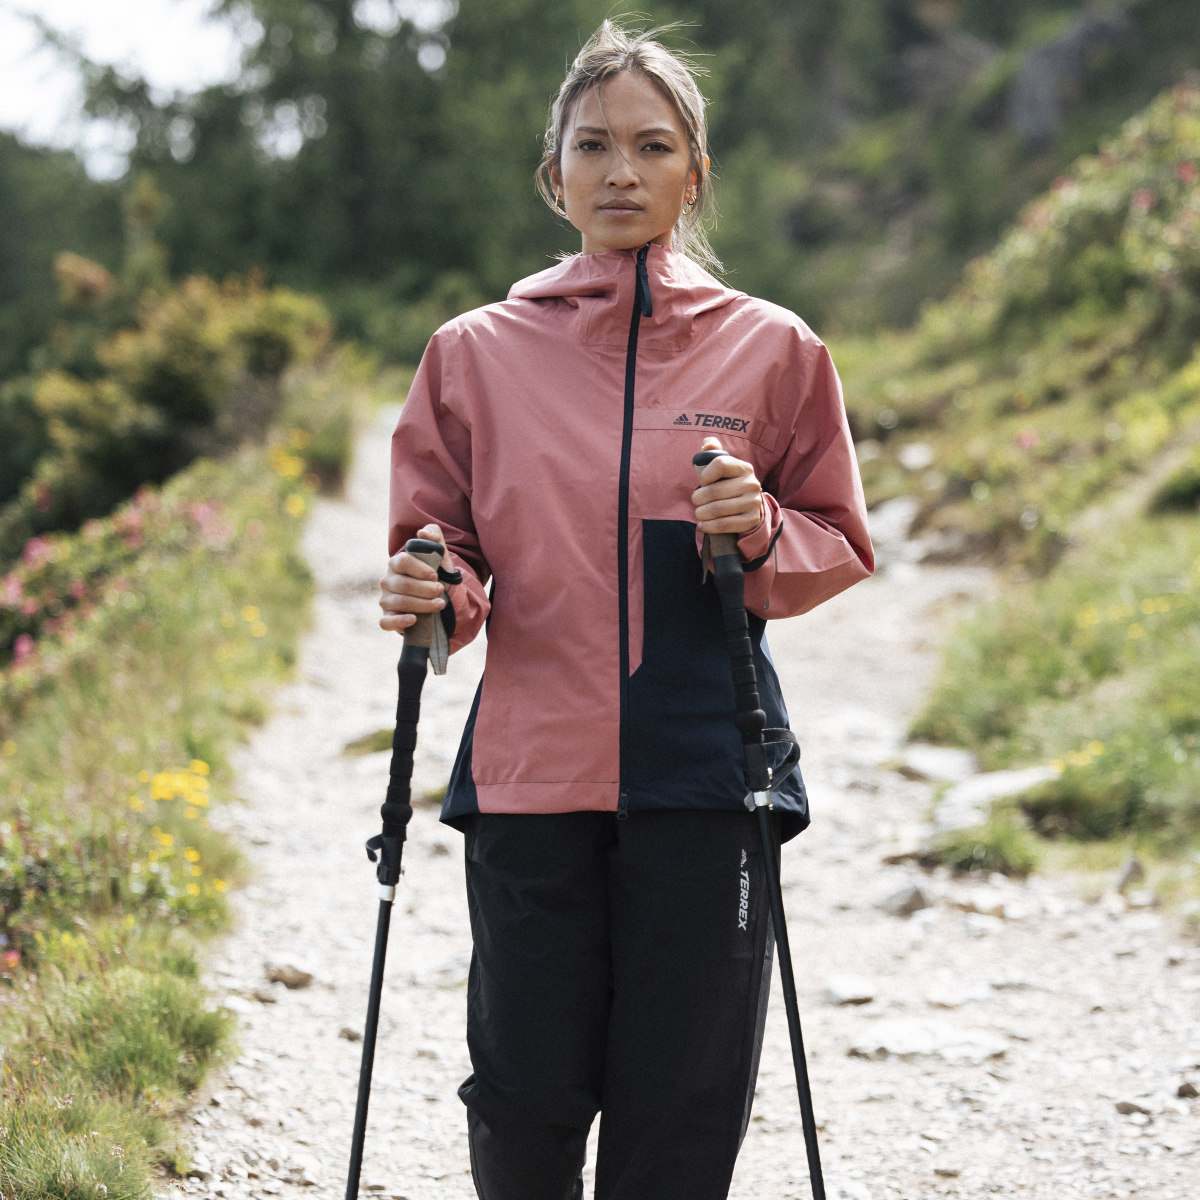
[{"left": 549, "top": 70, "right": 695, "bottom": 256}]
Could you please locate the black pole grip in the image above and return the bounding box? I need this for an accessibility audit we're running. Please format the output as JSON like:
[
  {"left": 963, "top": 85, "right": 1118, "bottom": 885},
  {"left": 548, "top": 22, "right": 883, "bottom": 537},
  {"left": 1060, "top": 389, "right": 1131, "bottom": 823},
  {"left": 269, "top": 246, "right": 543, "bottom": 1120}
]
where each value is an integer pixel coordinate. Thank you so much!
[{"left": 368, "top": 538, "right": 446, "bottom": 885}]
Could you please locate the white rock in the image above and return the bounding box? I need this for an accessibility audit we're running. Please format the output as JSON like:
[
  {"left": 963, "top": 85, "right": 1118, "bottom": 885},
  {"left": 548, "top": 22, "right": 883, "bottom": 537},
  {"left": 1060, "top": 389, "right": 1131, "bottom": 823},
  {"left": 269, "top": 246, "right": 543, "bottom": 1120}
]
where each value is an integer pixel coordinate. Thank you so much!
[
  {"left": 187, "top": 1152, "right": 215, "bottom": 1181},
  {"left": 848, "top": 1018, "right": 1008, "bottom": 1064},
  {"left": 951, "top": 885, "right": 1012, "bottom": 919},
  {"left": 926, "top": 980, "right": 990, "bottom": 1009},
  {"left": 934, "top": 765, "right": 1060, "bottom": 832},
  {"left": 877, "top": 883, "right": 933, "bottom": 917},
  {"left": 897, "top": 743, "right": 979, "bottom": 783},
  {"left": 823, "top": 973, "right": 877, "bottom": 1006}
]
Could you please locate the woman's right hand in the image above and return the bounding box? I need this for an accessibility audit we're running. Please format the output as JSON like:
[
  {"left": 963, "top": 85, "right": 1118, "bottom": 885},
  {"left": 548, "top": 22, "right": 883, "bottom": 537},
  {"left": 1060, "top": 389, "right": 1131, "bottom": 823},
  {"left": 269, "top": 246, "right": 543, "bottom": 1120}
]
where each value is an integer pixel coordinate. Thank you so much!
[{"left": 379, "top": 524, "right": 448, "bottom": 634}]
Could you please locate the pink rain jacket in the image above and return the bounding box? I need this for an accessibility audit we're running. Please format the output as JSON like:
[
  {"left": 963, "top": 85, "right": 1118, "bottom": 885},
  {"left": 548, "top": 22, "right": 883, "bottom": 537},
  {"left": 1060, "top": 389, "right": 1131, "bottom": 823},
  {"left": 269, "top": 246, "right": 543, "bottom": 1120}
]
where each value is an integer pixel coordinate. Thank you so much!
[{"left": 389, "top": 244, "right": 873, "bottom": 829}]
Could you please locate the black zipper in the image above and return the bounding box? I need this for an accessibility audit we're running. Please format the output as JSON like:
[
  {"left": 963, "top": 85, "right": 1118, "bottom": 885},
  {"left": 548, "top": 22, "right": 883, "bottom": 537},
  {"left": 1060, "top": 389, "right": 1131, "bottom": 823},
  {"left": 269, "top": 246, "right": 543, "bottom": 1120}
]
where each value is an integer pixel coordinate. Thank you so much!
[{"left": 617, "top": 245, "right": 653, "bottom": 820}]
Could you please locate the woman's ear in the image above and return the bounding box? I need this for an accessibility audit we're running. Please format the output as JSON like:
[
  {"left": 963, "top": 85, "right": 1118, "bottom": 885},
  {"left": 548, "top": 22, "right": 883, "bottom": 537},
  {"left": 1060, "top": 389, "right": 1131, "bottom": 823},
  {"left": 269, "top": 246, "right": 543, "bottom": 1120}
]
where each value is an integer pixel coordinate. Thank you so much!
[{"left": 548, "top": 162, "right": 563, "bottom": 193}]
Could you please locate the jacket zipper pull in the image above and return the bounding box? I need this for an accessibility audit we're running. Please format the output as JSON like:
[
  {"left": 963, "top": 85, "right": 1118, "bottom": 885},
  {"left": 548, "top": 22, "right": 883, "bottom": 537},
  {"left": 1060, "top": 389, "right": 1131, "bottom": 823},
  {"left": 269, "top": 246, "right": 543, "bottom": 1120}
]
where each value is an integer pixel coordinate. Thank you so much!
[
  {"left": 618, "top": 790, "right": 630, "bottom": 820},
  {"left": 636, "top": 244, "right": 653, "bottom": 318}
]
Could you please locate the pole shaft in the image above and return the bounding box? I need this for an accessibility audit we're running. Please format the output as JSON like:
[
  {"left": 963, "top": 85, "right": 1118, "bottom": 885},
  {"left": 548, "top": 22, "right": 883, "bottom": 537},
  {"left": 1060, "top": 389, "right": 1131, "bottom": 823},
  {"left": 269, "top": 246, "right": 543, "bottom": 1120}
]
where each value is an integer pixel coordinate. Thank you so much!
[
  {"left": 757, "top": 804, "right": 826, "bottom": 1200},
  {"left": 345, "top": 897, "right": 394, "bottom": 1200}
]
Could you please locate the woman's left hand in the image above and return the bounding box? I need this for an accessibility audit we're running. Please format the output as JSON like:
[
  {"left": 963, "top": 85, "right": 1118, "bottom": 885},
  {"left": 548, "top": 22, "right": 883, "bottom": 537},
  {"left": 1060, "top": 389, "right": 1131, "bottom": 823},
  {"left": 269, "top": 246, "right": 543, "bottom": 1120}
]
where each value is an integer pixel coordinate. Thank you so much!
[{"left": 691, "top": 436, "right": 764, "bottom": 535}]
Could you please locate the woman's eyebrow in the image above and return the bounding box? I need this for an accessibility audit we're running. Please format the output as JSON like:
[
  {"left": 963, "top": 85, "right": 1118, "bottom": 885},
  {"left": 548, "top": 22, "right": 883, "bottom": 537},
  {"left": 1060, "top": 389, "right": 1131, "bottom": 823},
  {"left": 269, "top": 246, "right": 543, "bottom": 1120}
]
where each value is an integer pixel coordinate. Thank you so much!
[{"left": 572, "top": 124, "right": 679, "bottom": 138}]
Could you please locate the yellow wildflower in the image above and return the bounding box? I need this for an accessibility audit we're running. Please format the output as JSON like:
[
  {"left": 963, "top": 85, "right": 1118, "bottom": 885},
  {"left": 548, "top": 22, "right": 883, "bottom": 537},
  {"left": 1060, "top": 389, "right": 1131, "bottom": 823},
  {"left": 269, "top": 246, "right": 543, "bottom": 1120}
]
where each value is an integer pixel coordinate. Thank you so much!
[
  {"left": 184, "top": 847, "right": 200, "bottom": 863},
  {"left": 284, "top": 493, "right": 307, "bottom": 518},
  {"left": 241, "top": 605, "right": 260, "bottom": 623}
]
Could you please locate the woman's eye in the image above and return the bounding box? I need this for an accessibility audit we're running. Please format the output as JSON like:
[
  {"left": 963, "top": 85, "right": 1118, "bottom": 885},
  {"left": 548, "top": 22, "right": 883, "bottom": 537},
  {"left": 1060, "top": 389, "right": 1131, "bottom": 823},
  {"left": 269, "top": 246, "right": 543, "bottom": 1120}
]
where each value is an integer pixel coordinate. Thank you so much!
[
  {"left": 643, "top": 142, "right": 672, "bottom": 153},
  {"left": 578, "top": 140, "right": 604, "bottom": 152}
]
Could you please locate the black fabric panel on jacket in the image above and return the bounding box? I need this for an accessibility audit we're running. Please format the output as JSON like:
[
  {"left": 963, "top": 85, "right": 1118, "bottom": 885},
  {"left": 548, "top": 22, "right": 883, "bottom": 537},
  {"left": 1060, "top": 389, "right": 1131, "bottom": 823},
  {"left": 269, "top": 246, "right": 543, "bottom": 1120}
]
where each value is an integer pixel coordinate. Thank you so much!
[{"left": 626, "top": 520, "right": 808, "bottom": 831}]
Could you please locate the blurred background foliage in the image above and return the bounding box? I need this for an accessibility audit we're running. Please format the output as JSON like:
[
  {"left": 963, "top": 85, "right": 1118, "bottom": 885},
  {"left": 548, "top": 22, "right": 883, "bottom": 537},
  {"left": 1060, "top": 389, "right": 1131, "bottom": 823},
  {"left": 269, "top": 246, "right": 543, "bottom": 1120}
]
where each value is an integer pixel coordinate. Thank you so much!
[{"left": 4, "top": 0, "right": 1199, "bottom": 370}]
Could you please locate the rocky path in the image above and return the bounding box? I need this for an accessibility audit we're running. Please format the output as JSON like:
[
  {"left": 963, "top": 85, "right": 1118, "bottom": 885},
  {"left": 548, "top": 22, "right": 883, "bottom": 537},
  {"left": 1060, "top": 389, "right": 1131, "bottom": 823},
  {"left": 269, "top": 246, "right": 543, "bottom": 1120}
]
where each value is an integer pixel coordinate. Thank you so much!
[{"left": 167, "top": 409, "right": 1199, "bottom": 1200}]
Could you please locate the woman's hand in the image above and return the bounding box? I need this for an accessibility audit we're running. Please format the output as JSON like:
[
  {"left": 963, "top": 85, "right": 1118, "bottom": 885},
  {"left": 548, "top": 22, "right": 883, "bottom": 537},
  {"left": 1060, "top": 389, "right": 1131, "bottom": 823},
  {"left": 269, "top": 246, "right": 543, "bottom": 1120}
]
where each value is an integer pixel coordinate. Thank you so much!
[
  {"left": 691, "top": 437, "right": 764, "bottom": 535},
  {"left": 379, "top": 524, "right": 448, "bottom": 634}
]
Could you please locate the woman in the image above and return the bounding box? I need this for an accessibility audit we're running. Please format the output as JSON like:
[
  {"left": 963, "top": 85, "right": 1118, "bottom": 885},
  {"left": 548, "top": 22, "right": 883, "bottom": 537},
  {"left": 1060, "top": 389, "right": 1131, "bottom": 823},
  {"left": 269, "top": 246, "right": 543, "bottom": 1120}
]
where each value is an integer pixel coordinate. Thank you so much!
[{"left": 379, "top": 21, "right": 872, "bottom": 1200}]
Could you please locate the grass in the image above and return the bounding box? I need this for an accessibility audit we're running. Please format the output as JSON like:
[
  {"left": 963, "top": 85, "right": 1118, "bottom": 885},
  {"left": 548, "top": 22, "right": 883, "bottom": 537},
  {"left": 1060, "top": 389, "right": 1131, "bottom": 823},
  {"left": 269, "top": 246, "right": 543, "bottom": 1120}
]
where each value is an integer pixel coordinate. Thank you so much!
[{"left": 0, "top": 358, "right": 365, "bottom": 1197}]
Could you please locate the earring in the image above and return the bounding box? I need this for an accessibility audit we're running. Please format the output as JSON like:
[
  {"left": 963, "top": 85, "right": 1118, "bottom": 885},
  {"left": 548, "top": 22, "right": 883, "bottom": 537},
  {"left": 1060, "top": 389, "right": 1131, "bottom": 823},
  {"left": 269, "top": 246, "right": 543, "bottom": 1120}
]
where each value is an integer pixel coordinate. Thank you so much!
[
  {"left": 554, "top": 193, "right": 568, "bottom": 216},
  {"left": 682, "top": 193, "right": 697, "bottom": 215}
]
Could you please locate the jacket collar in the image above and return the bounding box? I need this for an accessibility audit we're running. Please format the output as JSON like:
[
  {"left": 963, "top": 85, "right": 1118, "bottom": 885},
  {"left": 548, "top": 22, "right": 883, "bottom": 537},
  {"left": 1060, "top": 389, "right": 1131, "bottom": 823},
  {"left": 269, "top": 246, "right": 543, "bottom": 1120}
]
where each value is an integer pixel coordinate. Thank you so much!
[{"left": 507, "top": 244, "right": 740, "bottom": 349}]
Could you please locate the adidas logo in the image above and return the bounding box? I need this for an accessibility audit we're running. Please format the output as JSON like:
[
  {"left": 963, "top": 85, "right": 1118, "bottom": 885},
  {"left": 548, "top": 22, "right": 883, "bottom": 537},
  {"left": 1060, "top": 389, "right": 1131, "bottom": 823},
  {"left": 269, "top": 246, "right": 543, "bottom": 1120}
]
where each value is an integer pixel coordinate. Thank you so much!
[{"left": 673, "top": 413, "right": 692, "bottom": 425}]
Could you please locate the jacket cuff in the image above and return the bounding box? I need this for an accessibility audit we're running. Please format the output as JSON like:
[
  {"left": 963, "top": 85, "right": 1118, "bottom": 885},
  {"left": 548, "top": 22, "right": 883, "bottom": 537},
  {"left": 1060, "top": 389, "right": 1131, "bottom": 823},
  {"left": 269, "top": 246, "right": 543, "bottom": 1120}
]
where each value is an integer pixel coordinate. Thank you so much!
[{"left": 737, "top": 493, "right": 782, "bottom": 571}]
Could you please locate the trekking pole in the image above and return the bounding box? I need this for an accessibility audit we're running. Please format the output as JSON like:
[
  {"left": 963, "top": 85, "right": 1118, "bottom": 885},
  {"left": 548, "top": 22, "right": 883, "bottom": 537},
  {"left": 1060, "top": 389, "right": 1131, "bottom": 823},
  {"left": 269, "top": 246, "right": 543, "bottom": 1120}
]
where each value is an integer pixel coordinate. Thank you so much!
[
  {"left": 345, "top": 537, "right": 460, "bottom": 1200},
  {"left": 693, "top": 450, "right": 826, "bottom": 1200}
]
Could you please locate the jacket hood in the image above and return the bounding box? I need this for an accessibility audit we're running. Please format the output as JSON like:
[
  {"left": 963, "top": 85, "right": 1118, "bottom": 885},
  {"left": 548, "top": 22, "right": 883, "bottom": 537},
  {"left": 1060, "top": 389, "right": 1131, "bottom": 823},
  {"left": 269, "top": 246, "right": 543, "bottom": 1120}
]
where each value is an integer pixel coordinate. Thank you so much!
[{"left": 507, "top": 244, "right": 741, "bottom": 348}]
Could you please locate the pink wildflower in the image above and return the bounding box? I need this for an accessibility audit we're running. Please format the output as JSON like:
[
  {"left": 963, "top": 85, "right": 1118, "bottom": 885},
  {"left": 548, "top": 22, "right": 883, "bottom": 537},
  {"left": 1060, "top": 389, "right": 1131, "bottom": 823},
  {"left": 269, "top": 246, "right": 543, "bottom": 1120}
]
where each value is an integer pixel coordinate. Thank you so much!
[
  {"left": 1132, "top": 189, "right": 1157, "bottom": 213},
  {"left": 1016, "top": 429, "right": 1039, "bottom": 451},
  {"left": 20, "top": 537, "right": 53, "bottom": 568},
  {"left": 12, "top": 634, "right": 34, "bottom": 665},
  {"left": 1176, "top": 162, "right": 1198, "bottom": 185}
]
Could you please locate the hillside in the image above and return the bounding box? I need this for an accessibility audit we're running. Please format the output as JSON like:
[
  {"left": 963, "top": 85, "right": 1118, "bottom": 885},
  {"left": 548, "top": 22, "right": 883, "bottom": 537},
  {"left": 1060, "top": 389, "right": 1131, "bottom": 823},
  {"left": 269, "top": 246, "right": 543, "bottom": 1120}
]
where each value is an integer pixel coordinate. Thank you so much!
[{"left": 837, "top": 80, "right": 1200, "bottom": 899}]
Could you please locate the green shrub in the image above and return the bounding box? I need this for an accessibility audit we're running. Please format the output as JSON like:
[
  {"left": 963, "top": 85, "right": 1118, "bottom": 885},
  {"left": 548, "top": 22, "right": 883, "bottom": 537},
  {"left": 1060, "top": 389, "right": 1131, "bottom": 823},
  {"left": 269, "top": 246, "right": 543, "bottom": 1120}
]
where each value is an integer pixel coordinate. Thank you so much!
[
  {"left": 932, "top": 814, "right": 1042, "bottom": 877},
  {"left": 0, "top": 275, "right": 332, "bottom": 563}
]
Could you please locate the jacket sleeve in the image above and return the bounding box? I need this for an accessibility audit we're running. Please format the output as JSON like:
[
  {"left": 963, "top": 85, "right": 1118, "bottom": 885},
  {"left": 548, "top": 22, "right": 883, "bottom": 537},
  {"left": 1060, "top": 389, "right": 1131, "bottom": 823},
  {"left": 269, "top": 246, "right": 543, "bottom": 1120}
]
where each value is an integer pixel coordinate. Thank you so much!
[
  {"left": 735, "top": 339, "right": 873, "bottom": 618},
  {"left": 388, "top": 329, "right": 492, "bottom": 652}
]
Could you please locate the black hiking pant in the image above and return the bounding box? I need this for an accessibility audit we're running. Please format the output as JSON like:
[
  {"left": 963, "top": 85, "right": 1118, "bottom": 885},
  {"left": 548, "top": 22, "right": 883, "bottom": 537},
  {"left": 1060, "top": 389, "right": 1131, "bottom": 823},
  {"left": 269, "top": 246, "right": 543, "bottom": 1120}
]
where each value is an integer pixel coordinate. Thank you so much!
[{"left": 458, "top": 809, "right": 776, "bottom": 1200}]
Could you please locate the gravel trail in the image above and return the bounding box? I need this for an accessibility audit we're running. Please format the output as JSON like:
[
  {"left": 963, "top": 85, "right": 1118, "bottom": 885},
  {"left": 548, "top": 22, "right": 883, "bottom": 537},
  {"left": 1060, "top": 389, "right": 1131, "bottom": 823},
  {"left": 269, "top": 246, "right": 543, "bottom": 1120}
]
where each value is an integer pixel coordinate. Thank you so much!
[{"left": 166, "top": 408, "right": 1199, "bottom": 1200}]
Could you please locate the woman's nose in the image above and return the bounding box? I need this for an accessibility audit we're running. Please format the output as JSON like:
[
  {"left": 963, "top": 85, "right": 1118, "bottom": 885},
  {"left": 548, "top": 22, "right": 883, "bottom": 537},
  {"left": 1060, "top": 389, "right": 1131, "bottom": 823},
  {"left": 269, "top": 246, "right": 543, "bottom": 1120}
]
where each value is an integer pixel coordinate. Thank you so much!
[{"left": 605, "top": 152, "right": 638, "bottom": 187}]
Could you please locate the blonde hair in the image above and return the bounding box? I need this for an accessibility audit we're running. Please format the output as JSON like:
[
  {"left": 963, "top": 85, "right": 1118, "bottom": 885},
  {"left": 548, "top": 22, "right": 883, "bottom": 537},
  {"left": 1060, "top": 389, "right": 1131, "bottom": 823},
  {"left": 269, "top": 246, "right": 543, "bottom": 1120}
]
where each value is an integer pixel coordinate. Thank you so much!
[{"left": 536, "top": 21, "right": 721, "bottom": 272}]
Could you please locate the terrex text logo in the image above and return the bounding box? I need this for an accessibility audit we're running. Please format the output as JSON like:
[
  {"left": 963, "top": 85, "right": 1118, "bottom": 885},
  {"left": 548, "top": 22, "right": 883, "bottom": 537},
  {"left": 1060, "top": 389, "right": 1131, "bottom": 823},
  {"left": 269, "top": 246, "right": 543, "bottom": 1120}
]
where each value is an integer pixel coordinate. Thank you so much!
[
  {"left": 675, "top": 413, "right": 751, "bottom": 433},
  {"left": 738, "top": 848, "right": 750, "bottom": 932}
]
